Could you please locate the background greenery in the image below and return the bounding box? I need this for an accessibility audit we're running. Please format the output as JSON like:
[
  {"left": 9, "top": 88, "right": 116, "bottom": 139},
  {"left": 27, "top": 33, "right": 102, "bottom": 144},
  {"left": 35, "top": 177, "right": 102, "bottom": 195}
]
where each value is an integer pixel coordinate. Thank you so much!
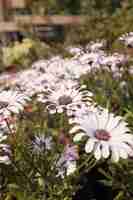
[{"left": 25, "top": 1, "right": 133, "bottom": 53}]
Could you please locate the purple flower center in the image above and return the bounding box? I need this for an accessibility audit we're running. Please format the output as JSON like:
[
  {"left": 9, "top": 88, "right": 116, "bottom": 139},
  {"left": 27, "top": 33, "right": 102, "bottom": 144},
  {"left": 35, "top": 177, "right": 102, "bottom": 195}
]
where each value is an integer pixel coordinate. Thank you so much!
[
  {"left": 95, "top": 129, "right": 111, "bottom": 141},
  {"left": 58, "top": 95, "right": 72, "bottom": 105}
]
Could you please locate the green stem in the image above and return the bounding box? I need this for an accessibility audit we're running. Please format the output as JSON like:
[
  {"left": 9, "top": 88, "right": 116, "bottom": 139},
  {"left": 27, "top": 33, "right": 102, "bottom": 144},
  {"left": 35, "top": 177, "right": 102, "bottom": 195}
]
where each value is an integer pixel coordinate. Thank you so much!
[{"left": 76, "top": 154, "right": 96, "bottom": 173}]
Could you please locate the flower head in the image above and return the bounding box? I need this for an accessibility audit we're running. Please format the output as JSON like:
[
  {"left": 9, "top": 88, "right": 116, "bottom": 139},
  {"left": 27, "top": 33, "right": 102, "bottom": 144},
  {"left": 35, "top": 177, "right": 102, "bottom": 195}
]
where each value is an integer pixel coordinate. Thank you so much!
[
  {"left": 0, "top": 144, "right": 11, "bottom": 164},
  {"left": 0, "top": 130, "right": 11, "bottom": 165},
  {"left": 37, "top": 83, "right": 93, "bottom": 114},
  {"left": 70, "top": 108, "right": 133, "bottom": 162},
  {"left": 86, "top": 40, "right": 106, "bottom": 52},
  {"left": 56, "top": 144, "right": 79, "bottom": 177},
  {"left": 98, "top": 53, "right": 128, "bottom": 76},
  {"left": 67, "top": 46, "right": 84, "bottom": 56},
  {"left": 77, "top": 51, "right": 106, "bottom": 68},
  {"left": 32, "top": 134, "right": 53, "bottom": 154},
  {"left": 32, "top": 59, "right": 49, "bottom": 72},
  {"left": 0, "top": 90, "right": 30, "bottom": 117},
  {"left": 119, "top": 32, "right": 133, "bottom": 47}
]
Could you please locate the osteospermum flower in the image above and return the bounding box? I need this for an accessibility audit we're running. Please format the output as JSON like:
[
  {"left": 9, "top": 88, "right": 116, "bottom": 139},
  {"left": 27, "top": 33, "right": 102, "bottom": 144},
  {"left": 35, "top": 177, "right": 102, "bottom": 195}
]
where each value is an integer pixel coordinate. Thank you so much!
[
  {"left": 0, "top": 144, "right": 11, "bottom": 164},
  {"left": 0, "top": 90, "right": 30, "bottom": 116},
  {"left": 86, "top": 40, "right": 106, "bottom": 52},
  {"left": 67, "top": 46, "right": 84, "bottom": 56},
  {"left": 0, "top": 130, "right": 11, "bottom": 165},
  {"left": 15, "top": 69, "right": 41, "bottom": 92},
  {"left": 45, "top": 57, "right": 90, "bottom": 80},
  {"left": 64, "top": 58, "right": 91, "bottom": 80},
  {"left": 56, "top": 144, "right": 79, "bottom": 177},
  {"left": 0, "top": 155, "right": 10, "bottom": 164},
  {"left": 99, "top": 53, "right": 128, "bottom": 72},
  {"left": 19, "top": 73, "right": 56, "bottom": 97},
  {"left": 37, "top": 83, "right": 93, "bottom": 114},
  {"left": 70, "top": 108, "right": 133, "bottom": 162},
  {"left": 119, "top": 32, "right": 133, "bottom": 47},
  {"left": 32, "top": 59, "right": 49, "bottom": 72},
  {"left": 77, "top": 51, "right": 106, "bottom": 68},
  {"left": 46, "top": 57, "right": 68, "bottom": 80},
  {"left": 32, "top": 135, "right": 53, "bottom": 154}
]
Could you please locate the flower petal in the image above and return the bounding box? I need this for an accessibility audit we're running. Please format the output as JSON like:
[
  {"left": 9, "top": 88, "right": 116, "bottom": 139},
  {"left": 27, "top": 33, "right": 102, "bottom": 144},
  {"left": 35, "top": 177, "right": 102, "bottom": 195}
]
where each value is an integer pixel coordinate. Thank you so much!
[
  {"left": 94, "top": 143, "right": 101, "bottom": 160},
  {"left": 111, "top": 146, "right": 119, "bottom": 162},
  {"left": 70, "top": 126, "right": 81, "bottom": 134},
  {"left": 85, "top": 139, "right": 95, "bottom": 153},
  {"left": 101, "top": 143, "right": 110, "bottom": 159}
]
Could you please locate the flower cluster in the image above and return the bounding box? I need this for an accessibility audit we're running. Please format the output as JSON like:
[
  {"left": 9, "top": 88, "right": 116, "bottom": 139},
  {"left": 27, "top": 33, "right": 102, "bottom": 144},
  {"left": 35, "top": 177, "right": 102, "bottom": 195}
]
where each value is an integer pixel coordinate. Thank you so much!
[{"left": 0, "top": 34, "right": 133, "bottom": 200}]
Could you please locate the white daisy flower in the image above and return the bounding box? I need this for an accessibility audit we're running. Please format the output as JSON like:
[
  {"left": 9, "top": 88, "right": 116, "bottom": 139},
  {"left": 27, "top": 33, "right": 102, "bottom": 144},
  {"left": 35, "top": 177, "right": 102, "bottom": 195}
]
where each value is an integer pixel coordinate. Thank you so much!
[
  {"left": 46, "top": 58, "right": 68, "bottom": 80},
  {"left": 17, "top": 69, "right": 41, "bottom": 81},
  {"left": 99, "top": 53, "right": 128, "bottom": 71},
  {"left": 18, "top": 73, "right": 57, "bottom": 97},
  {"left": 15, "top": 69, "right": 41, "bottom": 88},
  {"left": 67, "top": 46, "right": 84, "bottom": 57},
  {"left": 0, "top": 155, "right": 11, "bottom": 164},
  {"left": 68, "top": 103, "right": 99, "bottom": 122},
  {"left": 64, "top": 58, "right": 91, "bottom": 79},
  {"left": 45, "top": 57, "right": 90, "bottom": 80},
  {"left": 119, "top": 32, "right": 133, "bottom": 47},
  {"left": 31, "top": 59, "right": 49, "bottom": 72},
  {"left": 0, "top": 144, "right": 11, "bottom": 165},
  {"left": 0, "top": 90, "right": 30, "bottom": 116},
  {"left": 77, "top": 51, "right": 106, "bottom": 68},
  {"left": 37, "top": 83, "right": 93, "bottom": 114},
  {"left": 86, "top": 40, "right": 106, "bottom": 52},
  {"left": 70, "top": 108, "right": 133, "bottom": 162}
]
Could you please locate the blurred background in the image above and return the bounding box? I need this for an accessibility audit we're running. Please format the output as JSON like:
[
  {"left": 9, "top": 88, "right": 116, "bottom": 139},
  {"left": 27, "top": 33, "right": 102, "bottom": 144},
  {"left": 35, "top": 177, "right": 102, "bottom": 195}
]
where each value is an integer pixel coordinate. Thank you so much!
[
  {"left": 0, "top": 0, "right": 133, "bottom": 45},
  {"left": 0, "top": 0, "right": 133, "bottom": 71}
]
